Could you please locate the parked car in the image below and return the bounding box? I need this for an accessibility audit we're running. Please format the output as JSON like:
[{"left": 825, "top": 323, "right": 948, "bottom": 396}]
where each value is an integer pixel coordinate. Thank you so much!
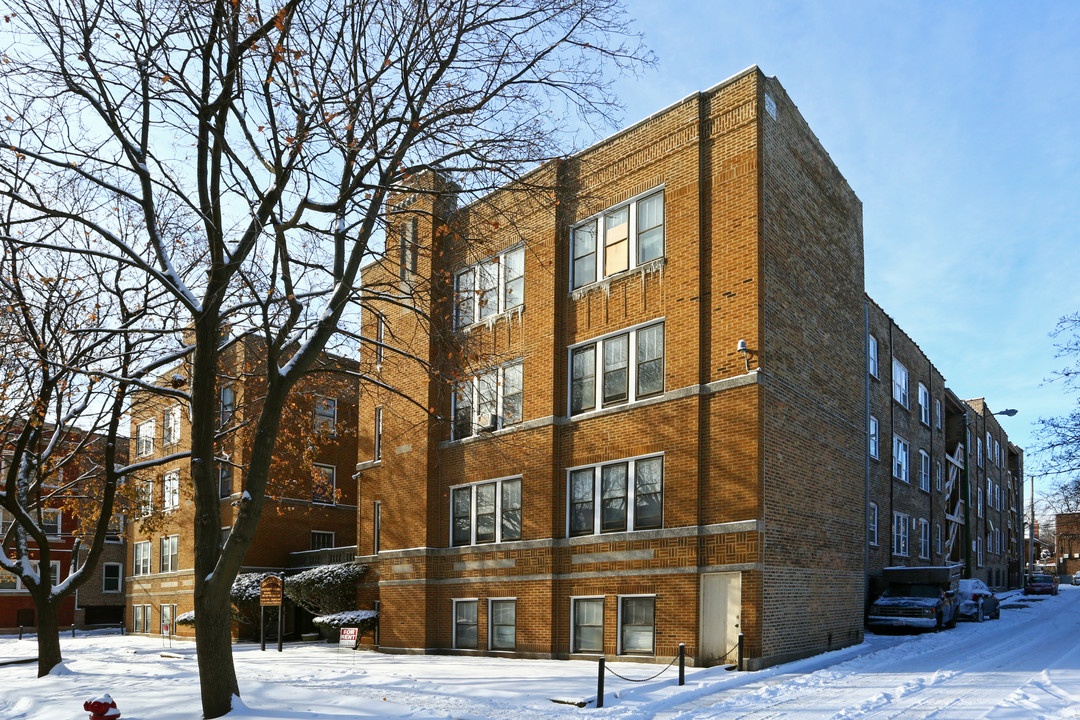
[
  {"left": 868, "top": 567, "right": 960, "bottom": 632},
  {"left": 956, "top": 578, "right": 1000, "bottom": 621},
  {"left": 1072, "top": 574, "right": 1080, "bottom": 586},
  {"left": 1024, "top": 574, "right": 1059, "bottom": 596}
]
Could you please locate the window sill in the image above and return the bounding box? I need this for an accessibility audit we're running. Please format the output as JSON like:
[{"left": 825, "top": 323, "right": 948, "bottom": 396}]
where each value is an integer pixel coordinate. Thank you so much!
[
  {"left": 356, "top": 459, "right": 382, "bottom": 472},
  {"left": 570, "top": 257, "right": 666, "bottom": 300},
  {"left": 456, "top": 304, "right": 525, "bottom": 333}
]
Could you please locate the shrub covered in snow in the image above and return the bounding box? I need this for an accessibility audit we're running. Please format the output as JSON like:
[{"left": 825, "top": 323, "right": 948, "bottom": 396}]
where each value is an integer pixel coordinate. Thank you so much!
[
  {"left": 175, "top": 611, "right": 195, "bottom": 626},
  {"left": 311, "top": 609, "right": 378, "bottom": 630},
  {"left": 284, "top": 562, "right": 366, "bottom": 617},
  {"left": 230, "top": 571, "right": 280, "bottom": 627}
]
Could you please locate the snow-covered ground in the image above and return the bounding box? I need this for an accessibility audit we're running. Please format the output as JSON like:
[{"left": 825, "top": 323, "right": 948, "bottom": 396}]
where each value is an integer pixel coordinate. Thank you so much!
[{"left": 2, "top": 585, "right": 1079, "bottom": 719}]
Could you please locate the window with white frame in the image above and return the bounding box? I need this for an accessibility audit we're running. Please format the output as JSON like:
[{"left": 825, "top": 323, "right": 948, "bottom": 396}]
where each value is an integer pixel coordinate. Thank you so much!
[
  {"left": 936, "top": 461, "right": 943, "bottom": 492},
  {"left": 919, "top": 450, "right": 931, "bottom": 492},
  {"left": 919, "top": 518, "right": 930, "bottom": 559},
  {"left": 869, "top": 416, "right": 879, "bottom": 459},
  {"left": 314, "top": 396, "right": 337, "bottom": 434},
  {"left": 219, "top": 385, "right": 235, "bottom": 427},
  {"left": 134, "top": 604, "right": 147, "bottom": 633},
  {"left": 568, "top": 455, "right": 662, "bottom": 536},
  {"left": 977, "top": 536, "right": 984, "bottom": 566},
  {"left": 452, "top": 361, "right": 524, "bottom": 439},
  {"left": 163, "top": 471, "right": 179, "bottom": 511},
  {"left": 103, "top": 563, "right": 123, "bottom": 593},
  {"left": 138, "top": 478, "right": 154, "bottom": 516},
  {"left": 571, "top": 189, "right": 664, "bottom": 290},
  {"left": 935, "top": 399, "right": 942, "bottom": 430},
  {"left": 977, "top": 438, "right": 983, "bottom": 467},
  {"left": 489, "top": 598, "right": 516, "bottom": 651},
  {"left": 572, "top": 597, "right": 604, "bottom": 653},
  {"left": 893, "top": 435, "right": 910, "bottom": 483},
  {"left": 451, "top": 477, "right": 521, "bottom": 546},
  {"left": 42, "top": 508, "right": 61, "bottom": 536},
  {"left": 893, "top": 512, "right": 910, "bottom": 556},
  {"left": 936, "top": 523, "right": 942, "bottom": 555},
  {"left": 978, "top": 487, "right": 983, "bottom": 517},
  {"left": 0, "top": 568, "right": 18, "bottom": 591},
  {"left": 310, "top": 530, "right": 335, "bottom": 551},
  {"left": 455, "top": 245, "right": 525, "bottom": 327},
  {"left": 868, "top": 334, "right": 879, "bottom": 377},
  {"left": 160, "top": 535, "right": 178, "bottom": 573},
  {"left": 161, "top": 603, "right": 175, "bottom": 636},
  {"left": 892, "top": 358, "right": 909, "bottom": 407},
  {"left": 919, "top": 384, "right": 930, "bottom": 425},
  {"left": 0, "top": 507, "right": 12, "bottom": 535},
  {"left": 218, "top": 462, "right": 233, "bottom": 498},
  {"left": 373, "top": 406, "right": 383, "bottom": 462},
  {"left": 312, "top": 464, "right": 336, "bottom": 504},
  {"left": 375, "top": 313, "right": 385, "bottom": 366},
  {"left": 133, "top": 541, "right": 151, "bottom": 576},
  {"left": 619, "top": 596, "right": 655, "bottom": 655},
  {"left": 163, "top": 406, "right": 181, "bottom": 446},
  {"left": 135, "top": 419, "right": 155, "bottom": 457},
  {"left": 570, "top": 322, "right": 664, "bottom": 415},
  {"left": 868, "top": 503, "right": 878, "bottom": 546},
  {"left": 453, "top": 599, "right": 478, "bottom": 649}
]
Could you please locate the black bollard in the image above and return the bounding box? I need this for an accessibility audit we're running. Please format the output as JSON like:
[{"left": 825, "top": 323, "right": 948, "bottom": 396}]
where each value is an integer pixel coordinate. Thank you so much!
[
  {"left": 18, "top": 625, "right": 22, "bottom": 640},
  {"left": 71, "top": 624, "right": 76, "bottom": 638},
  {"left": 596, "top": 657, "right": 605, "bottom": 708},
  {"left": 678, "top": 643, "right": 685, "bottom": 686},
  {"left": 737, "top": 633, "right": 744, "bottom": 671}
]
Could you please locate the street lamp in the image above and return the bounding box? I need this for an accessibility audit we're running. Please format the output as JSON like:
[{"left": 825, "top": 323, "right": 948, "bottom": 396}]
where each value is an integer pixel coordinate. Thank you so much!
[{"left": 993, "top": 409, "right": 1018, "bottom": 417}]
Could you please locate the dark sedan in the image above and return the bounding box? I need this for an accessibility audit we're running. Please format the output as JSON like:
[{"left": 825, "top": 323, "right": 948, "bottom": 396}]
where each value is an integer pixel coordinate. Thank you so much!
[
  {"left": 957, "top": 578, "right": 1000, "bottom": 621},
  {"left": 1024, "top": 574, "right": 1059, "bottom": 596}
]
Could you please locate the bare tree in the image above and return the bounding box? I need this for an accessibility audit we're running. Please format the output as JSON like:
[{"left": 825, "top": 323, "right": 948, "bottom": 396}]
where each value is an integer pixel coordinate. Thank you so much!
[
  {"left": 0, "top": 0, "right": 648, "bottom": 715},
  {"left": 1035, "top": 313, "right": 1080, "bottom": 513}
]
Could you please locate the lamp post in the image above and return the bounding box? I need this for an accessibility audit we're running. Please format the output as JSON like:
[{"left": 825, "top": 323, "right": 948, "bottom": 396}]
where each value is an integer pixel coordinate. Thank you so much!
[{"left": 990, "top": 409, "right": 1022, "bottom": 586}]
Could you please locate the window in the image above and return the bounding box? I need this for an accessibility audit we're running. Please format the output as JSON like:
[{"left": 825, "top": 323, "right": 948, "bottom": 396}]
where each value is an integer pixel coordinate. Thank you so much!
[
  {"left": 571, "top": 190, "right": 664, "bottom": 289},
  {"left": 868, "top": 334, "right": 879, "bottom": 377},
  {"left": 162, "top": 406, "right": 181, "bottom": 446},
  {"left": 134, "top": 605, "right": 146, "bottom": 633},
  {"left": 455, "top": 246, "right": 525, "bottom": 327},
  {"left": 135, "top": 419, "right": 155, "bottom": 457},
  {"left": 103, "top": 563, "right": 123, "bottom": 593},
  {"left": 935, "top": 399, "right": 942, "bottom": 430},
  {"left": 869, "top": 416, "right": 879, "bottom": 459},
  {"left": 160, "top": 535, "right": 178, "bottom": 573},
  {"left": 312, "top": 464, "right": 336, "bottom": 504},
  {"left": 919, "top": 451, "right": 931, "bottom": 492},
  {"left": 936, "top": 461, "right": 943, "bottom": 492},
  {"left": 218, "top": 462, "right": 233, "bottom": 498},
  {"left": 106, "top": 514, "right": 124, "bottom": 543},
  {"left": 399, "top": 217, "right": 418, "bottom": 280},
  {"left": 986, "top": 431, "right": 992, "bottom": 461},
  {"left": 219, "top": 385, "right": 235, "bottom": 427},
  {"left": 373, "top": 406, "right": 383, "bottom": 462},
  {"left": 219, "top": 527, "right": 231, "bottom": 549},
  {"left": 893, "top": 512, "right": 910, "bottom": 556},
  {"left": 0, "top": 569, "right": 18, "bottom": 591},
  {"left": 138, "top": 479, "right": 153, "bottom": 516},
  {"left": 453, "top": 599, "right": 478, "bottom": 649},
  {"left": 919, "top": 519, "right": 930, "bottom": 559},
  {"left": 42, "top": 508, "right": 61, "bottom": 536},
  {"left": 893, "top": 435, "right": 910, "bottom": 483},
  {"left": 314, "top": 396, "right": 337, "bottom": 434},
  {"left": 977, "top": 438, "right": 983, "bottom": 467},
  {"left": 489, "top": 599, "right": 516, "bottom": 651},
  {"left": 977, "top": 537, "right": 984, "bottom": 567},
  {"left": 451, "top": 361, "right": 524, "bottom": 439},
  {"left": 133, "top": 541, "right": 151, "bottom": 576},
  {"left": 161, "top": 604, "right": 175, "bottom": 636},
  {"left": 919, "top": 384, "right": 930, "bottom": 425},
  {"left": 375, "top": 314, "right": 385, "bottom": 366},
  {"left": 570, "top": 322, "right": 664, "bottom": 415},
  {"left": 978, "top": 487, "right": 983, "bottom": 517},
  {"left": 892, "top": 358, "right": 909, "bottom": 407},
  {"left": 310, "top": 531, "right": 335, "bottom": 550},
  {"left": 619, "top": 596, "right": 655, "bottom": 655},
  {"left": 163, "top": 471, "right": 179, "bottom": 510},
  {"left": 868, "top": 503, "right": 878, "bottom": 546},
  {"left": 572, "top": 597, "right": 604, "bottom": 653},
  {"left": 450, "top": 477, "right": 522, "bottom": 546},
  {"left": 373, "top": 501, "right": 381, "bottom": 554},
  {"left": 568, "top": 455, "right": 662, "bottom": 536},
  {"left": 0, "top": 507, "right": 12, "bottom": 535}
]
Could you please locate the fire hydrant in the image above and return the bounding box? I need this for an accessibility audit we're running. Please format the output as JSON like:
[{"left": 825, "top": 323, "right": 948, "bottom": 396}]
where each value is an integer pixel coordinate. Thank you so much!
[{"left": 83, "top": 694, "right": 121, "bottom": 719}]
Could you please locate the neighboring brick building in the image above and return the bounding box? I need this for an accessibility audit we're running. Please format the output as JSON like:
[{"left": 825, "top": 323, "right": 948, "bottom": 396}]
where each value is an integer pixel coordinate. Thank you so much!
[
  {"left": 1055, "top": 513, "right": 1080, "bottom": 576},
  {"left": 866, "top": 301, "right": 1024, "bottom": 599},
  {"left": 124, "top": 334, "right": 359, "bottom": 637},
  {"left": 354, "top": 66, "right": 869, "bottom": 670}
]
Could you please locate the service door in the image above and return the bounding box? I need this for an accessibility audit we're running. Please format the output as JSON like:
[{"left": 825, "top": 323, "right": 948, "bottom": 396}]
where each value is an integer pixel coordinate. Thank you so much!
[{"left": 699, "top": 571, "right": 741, "bottom": 666}]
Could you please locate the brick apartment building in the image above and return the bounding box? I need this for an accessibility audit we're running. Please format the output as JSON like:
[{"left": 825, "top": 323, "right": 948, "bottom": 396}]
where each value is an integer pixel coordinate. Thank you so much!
[
  {"left": 124, "top": 334, "right": 359, "bottom": 637},
  {"left": 1055, "top": 513, "right": 1080, "bottom": 576},
  {"left": 353, "top": 66, "right": 869, "bottom": 670},
  {"left": 867, "top": 300, "right": 1024, "bottom": 597}
]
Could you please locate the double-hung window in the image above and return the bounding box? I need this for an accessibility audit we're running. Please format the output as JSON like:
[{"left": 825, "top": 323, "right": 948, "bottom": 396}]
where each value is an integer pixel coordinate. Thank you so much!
[
  {"left": 133, "top": 541, "right": 151, "bottom": 576},
  {"left": 571, "top": 189, "right": 664, "bottom": 289},
  {"left": 869, "top": 416, "right": 879, "bottom": 459},
  {"left": 453, "top": 599, "right": 478, "bottom": 649},
  {"left": 42, "top": 509, "right": 61, "bottom": 537},
  {"left": 893, "top": 435, "right": 910, "bottom": 483},
  {"left": 312, "top": 464, "right": 336, "bottom": 504},
  {"left": 868, "top": 334, "right": 878, "bottom": 377},
  {"left": 219, "top": 385, "right": 235, "bottom": 427},
  {"left": 314, "top": 396, "right": 337, "bottom": 435},
  {"left": 138, "top": 479, "right": 154, "bottom": 516},
  {"left": 919, "top": 451, "right": 931, "bottom": 492},
  {"left": 568, "top": 455, "right": 663, "bottom": 536},
  {"left": 919, "top": 519, "right": 930, "bottom": 559},
  {"left": 489, "top": 599, "right": 516, "bottom": 651},
  {"left": 452, "top": 361, "right": 524, "bottom": 439},
  {"left": 450, "top": 477, "right": 522, "bottom": 546},
  {"left": 936, "top": 524, "right": 943, "bottom": 555},
  {"left": 572, "top": 597, "right": 604, "bottom": 653},
  {"left": 570, "top": 322, "right": 664, "bottom": 415},
  {"left": 936, "top": 461, "right": 943, "bottom": 492},
  {"left": 373, "top": 406, "right": 383, "bottom": 462},
  {"left": 218, "top": 462, "right": 233, "bottom": 498},
  {"left": 893, "top": 512, "right": 909, "bottom": 556},
  {"left": 160, "top": 535, "right": 178, "bottom": 573},
  {"left": 163, "top": 406, "right": 181, "bottom": 446},
  {"left": 162, "top": 471, "right": 179, "bottom": 511},
  {"left": 892, "top": 359, "right": 909, "bottom": 407},
  {"left": 868, "top": 503, "right": 878, "bottom": 546},
  {"left": 103, "top": 563, "right": 123, "bottom": 593},
  {"left": 135, "top": 419, "right": 155, "bottom": 458},
  {"left": 619, "top": 596, "right": 655, "bottom": 655},
  {"left": 935, "top": 399, "right": 942, "bottom": 429},
  {"left": 919, "top": 383, "right": 930, "bottom": 425},
  {"left": 311, "top": 530, "right": 335, "bottom": 550},
  {"left": 454, "top": 246, "right": 525, "bottom": 327}
]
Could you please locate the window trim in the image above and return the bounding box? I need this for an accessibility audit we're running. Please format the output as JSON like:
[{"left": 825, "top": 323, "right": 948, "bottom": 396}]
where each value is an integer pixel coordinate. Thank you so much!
[
  {"left": 893, "top": 435, "right": 910, "bottom": 483},
  {"left": 452, "top": 598, "right": 479, "bottom": 650},
  {"left": 568, "top": 319, "right": 665, "bottom": 417},
  {"left": 449, "top": 475, "right": 522, "bottom": 547},
  {"left": 162, "top": 470, "right": 180, "bottom": 511},
  {"left": 868, "top": 334, "right": 879, "bottom": 378},
  {"left": 570, "top": 595, "right": 605, "bottom": 655},
  {"left": 893, "top": 512, "right": 910, "bottom": 557},
  {"left": 566, "top": 453, "right": 663, "bottom": 537},
  {"left": 570, "top": 187, "right": 665, "bottom": 291},
  {"left": 488, "top": 597, "right": 517, "bottom": 652},
  {"left": 919, "top": 450, "right": 931, "bottom": 493},
  {"left": 918, "top": 383, "right": 930, "bottom": 426},
  {"left": 159, "top": 534, "right": 179, "bottom": 574},
  {"left": 617, "top": 594, "right": 656, "bottom": 656},
  {"left": 869, "top": 416, "right": 879, "bottom": 460},
  {"left": 133, "top": 540, "right": 151, "bottom": 576},
  {"left": 891, "top": 358, "right": 909, "bottom": 408},
  {"left": 102, "top": 562, "right": 124, "bottom": 593}
]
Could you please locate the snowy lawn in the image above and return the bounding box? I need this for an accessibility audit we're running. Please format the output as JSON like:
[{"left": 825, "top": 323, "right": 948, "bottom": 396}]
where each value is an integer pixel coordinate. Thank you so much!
[{"left": 0, "top": 585, "right": 1077, "bottom": 719}]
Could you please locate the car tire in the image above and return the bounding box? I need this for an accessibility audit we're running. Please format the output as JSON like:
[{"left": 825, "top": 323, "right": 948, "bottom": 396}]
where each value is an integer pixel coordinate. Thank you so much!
[
  {"left": 976, "top": 599, "right": 985, "bottom": 623},
  {"left": 935, "top": 613, "right": 943, "bottom": 632},
  {"left": 946, "top": 611, "right": 957, "bottom": 629},
  {"left": 992, "top": 606, "right": 1000, "bottom": 620}
]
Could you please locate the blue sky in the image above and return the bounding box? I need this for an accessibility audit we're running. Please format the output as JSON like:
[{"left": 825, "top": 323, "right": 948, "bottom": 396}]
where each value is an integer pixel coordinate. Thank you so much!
[{"left": 603, "top": 0, "right": 1080, "bottom": 494}]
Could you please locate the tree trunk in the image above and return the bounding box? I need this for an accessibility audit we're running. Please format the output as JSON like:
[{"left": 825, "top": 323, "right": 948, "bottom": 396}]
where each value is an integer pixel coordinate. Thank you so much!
[
  {"left": 193, "top": 580, "right": 239, "bottom": 718},
  {"left": 35, "top": 598, "right": 62, "bottom": 678}
]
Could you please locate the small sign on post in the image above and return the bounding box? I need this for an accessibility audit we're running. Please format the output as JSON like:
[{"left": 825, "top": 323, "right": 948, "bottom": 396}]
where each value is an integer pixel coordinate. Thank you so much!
[
  {"left": 339, "top": 627, "right": 358, "bottom": 649},
  {"left": 259, "top": 576, "right": 285, "bottom": 652}
]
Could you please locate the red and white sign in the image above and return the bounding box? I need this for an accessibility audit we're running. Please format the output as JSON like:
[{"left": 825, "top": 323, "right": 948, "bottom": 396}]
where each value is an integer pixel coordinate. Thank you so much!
[{"left": 339, "top": 627, "right": 358, "bottom": 647}]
